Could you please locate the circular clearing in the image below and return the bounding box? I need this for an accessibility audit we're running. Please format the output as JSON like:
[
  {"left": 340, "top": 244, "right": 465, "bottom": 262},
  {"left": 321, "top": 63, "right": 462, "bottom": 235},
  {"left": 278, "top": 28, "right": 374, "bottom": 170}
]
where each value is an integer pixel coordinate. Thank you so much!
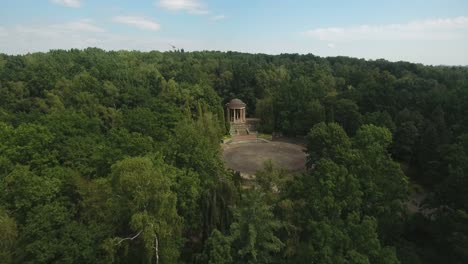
[{"left": 223, "top": 142, "right": 306, "bottom": 174}]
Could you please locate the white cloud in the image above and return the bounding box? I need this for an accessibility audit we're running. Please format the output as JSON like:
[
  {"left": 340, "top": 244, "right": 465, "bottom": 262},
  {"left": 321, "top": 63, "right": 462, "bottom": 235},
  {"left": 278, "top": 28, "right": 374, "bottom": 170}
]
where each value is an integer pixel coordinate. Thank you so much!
[
  {"left": 0, "top": 19, "right": 105, "bottom": 52},
  {"left": 56, "top": 19, "right": 105, "bottom": 33},
  {"left": 0, "top": 21, "right": 176, "bottom": 54},
  {"left": 0, "top": 26, "right": 7, "bottom": 37},
  {"left": 305, "top": 16, "right": 468, "bottom": 41},
  {"left": 1, "top": 17, "right": 468, "bottom": 66},
  {"left": 112, "top": 16, "right": 161, "bottom": 31},
  {"left": 211, "top": 15, "right": 226, "bottom": 21},
  {"left": 11, "top": 19, "right": 104, "bottom": 38},
  {"left": 50, "top": 0, "right": 81, "bottom": 8},
  {"left": 158, "top": 0, "right": 209, "bottom": 15},
  {"left": 327, "top": 43, "right": 336, "bottom": 48}
]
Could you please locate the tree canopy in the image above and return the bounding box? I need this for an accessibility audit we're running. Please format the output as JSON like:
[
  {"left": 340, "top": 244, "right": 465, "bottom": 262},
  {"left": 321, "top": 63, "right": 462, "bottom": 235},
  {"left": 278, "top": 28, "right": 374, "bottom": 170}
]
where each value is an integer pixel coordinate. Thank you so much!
[{"left": 0, "top": 49, "right": 467, "bottom": 263}]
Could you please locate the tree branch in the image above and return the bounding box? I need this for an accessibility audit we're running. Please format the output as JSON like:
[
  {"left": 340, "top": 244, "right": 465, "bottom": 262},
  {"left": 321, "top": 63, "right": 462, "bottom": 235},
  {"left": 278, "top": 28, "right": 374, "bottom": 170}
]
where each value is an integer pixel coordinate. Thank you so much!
[{"left": 116, "top": 230, "right": 142, "bottom": 245}]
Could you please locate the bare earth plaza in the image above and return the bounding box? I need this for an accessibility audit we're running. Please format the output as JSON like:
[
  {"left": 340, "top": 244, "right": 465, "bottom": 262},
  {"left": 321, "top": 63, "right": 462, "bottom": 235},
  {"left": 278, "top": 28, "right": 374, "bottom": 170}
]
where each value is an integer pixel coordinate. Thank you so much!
[{"left": 222, "top": 98, "right": 306, "bottom": 175}]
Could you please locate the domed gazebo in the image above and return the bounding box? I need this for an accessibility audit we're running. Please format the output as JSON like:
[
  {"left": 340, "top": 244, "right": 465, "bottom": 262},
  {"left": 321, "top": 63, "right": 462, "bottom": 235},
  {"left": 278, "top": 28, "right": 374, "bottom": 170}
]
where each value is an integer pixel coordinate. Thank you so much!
[{"left": 226, "top": 98, "right": 246, "bottom": 123}]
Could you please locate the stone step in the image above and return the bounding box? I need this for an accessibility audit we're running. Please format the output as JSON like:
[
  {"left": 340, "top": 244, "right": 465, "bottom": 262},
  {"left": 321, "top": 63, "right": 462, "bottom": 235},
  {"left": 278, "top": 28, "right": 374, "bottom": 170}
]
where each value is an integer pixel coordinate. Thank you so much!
[
  {"left": 238, "top": 130, "right": 248, "bottom": 136},
  {"left": 229, "top": 121, "right": 258, "bottom": 135},
  {"left": 232, "top": 134, "right": 257, "bottom": 142}
]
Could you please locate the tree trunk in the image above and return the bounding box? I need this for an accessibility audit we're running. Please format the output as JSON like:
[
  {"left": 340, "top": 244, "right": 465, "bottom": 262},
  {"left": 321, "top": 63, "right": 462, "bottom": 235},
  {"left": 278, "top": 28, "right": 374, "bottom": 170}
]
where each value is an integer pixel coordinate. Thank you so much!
[{"left": 154, "top": 235, "right": 159, "bottom": 264}]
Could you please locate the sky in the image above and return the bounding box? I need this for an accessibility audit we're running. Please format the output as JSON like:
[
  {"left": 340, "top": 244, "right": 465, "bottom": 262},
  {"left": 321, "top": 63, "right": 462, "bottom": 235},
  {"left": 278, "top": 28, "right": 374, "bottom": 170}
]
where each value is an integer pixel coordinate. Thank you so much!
[{"left": 1, "top": 0, "right": 468, "bottom": 65}]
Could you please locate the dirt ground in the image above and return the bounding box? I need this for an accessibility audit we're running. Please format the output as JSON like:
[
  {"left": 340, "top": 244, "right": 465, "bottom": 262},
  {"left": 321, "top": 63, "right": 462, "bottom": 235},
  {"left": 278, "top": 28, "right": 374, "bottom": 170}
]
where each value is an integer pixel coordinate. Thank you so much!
[{"left": 222, "top": 141, "right": 306, "bottom": 174}]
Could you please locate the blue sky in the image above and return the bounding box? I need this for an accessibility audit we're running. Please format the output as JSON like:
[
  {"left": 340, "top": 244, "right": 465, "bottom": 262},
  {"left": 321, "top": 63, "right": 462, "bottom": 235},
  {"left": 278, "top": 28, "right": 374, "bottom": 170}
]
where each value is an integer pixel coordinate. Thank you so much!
[{"left": 1, "top": 0, "right": 468, "bottom": 65}]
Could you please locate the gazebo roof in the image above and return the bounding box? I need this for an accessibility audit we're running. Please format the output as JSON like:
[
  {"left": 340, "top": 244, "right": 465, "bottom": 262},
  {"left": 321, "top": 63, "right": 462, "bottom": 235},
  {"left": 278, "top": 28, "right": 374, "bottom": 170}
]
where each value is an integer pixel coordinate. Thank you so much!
[{"left": 226, "top": 98, "right": 246, "bottom": 108}]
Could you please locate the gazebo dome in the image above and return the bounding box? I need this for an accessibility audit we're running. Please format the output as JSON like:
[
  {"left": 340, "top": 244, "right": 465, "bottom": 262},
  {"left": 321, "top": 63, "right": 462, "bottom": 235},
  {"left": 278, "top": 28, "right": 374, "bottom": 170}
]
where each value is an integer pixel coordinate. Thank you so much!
[
  {"left": 227, "top": 98, "right": 246, "bottom": 108},
  {"left": 226, "top": 98, "right": 247, "bottom": 125}
]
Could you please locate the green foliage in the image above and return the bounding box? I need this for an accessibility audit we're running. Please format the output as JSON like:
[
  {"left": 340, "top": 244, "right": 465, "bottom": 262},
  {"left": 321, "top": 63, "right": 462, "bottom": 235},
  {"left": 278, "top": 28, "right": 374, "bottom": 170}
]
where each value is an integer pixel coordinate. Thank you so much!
[
  {"left": 256, "top": 96, "right": 275, "bottom": 133},
  {"left": 354, "top": 124, "right": 392, "bottom": 152},
  {"left": 306, "top": 122, "right": 351, "bottom": 167},
  {"left": 0, "top": 49, "right": 466, "bottom": 263},
  {"left": 363, "top": 111, "right": 396, "bottom": 132},
  {"left": 284, "top": 157, "right": 399, "bottom": 264},
  {"left": 1, "top": 165, "right": 61, "bottom": 221},
  {"left": 0, "top": 122, "right": 57, "bottom": 170},
  {"left": 392, "top": 121, "right": 419, "bottom": 162},
  {"left": 432, "top": 134, "right": 468, "bottom": 211},
  {"left": 199, "top": 229, "right": 233, "bottom": 264},
  {"left": 230, "top": 190, "right": 284, "bottom": 264},
  {"left": 0, "top": 208, "right": 17, "bottom": 264},
  {"left": 109, "top": 156, "right": 183, "bottom": 263},
  {"left": 352, "top": 125, "right": 408, "bottom": 242},
  {"left": 255, "top": 161, "right": 289, "bottom": 199},
  {"left": 167, "top": 114, "right": 224, "bottom": 186},
  {"left": 329, "top": 98, "right": 362, "bottom": 135},
  {"left": 296, "top": 123, "right": 406, "bottom": 262},
  {"left": 18, "top": 202, "right": 98, "bottom": 263},
  {"left": 173, "top": 169, "right": 201, "bottom": 230},
  {"left": 300, "top": 214, "right": 398, "bottom": 264},
  {"left": 123, "top": 107, "right": 171, "bottom": 142}
]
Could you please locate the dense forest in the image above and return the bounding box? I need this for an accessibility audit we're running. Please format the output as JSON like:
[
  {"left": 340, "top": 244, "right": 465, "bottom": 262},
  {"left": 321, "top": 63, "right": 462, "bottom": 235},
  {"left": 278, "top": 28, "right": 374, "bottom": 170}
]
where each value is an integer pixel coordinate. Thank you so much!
[{"left": 0, "top": 48, "right": 467, "bottom": 263}]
